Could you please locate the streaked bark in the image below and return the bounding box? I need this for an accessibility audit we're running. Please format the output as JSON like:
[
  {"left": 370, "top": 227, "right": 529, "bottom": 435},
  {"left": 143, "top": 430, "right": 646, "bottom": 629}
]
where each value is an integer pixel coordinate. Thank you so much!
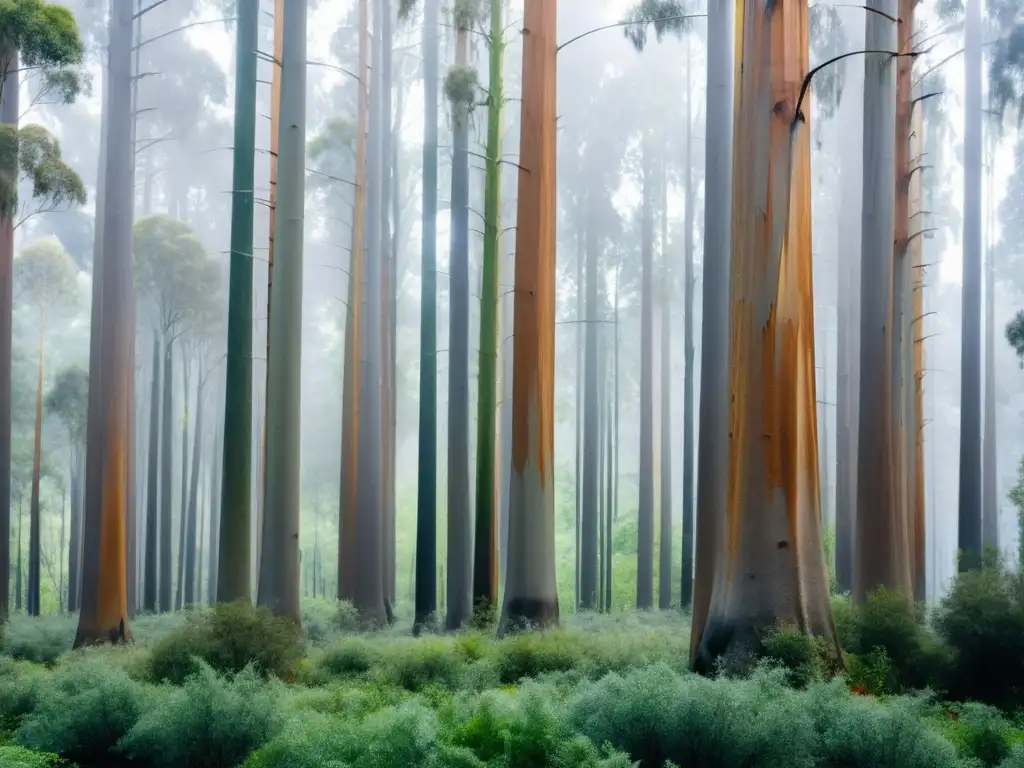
[
  {"left": 658, "top": 170, "right": 672, "bottom": 611},
  {"left": 681, "top": 41, "right": 695, "bottom": 611},
  {"left": 636, "top": 137, "right": 655, "bottom": 611}
]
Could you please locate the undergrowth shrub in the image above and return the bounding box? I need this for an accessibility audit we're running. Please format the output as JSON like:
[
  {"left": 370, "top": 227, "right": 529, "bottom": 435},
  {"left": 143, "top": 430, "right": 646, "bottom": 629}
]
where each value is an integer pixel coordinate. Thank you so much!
[
  {"left": 378, "top": 638, "right": 465, "bottom": 691},
  {"left": 312, "top": 636, "right": 381, "bottom": 681},
  {"left": 0, "top": 616, "right": 74, "bottom": 665},
  {"left": 761, "top": 623, "right": 838, "bottom": 687},
  {"left": 0, "top": 745, "right": 63, "bottom": 767},
  {"left": 147, "top": 601, "right": 305, "bottom": 684},
  {"left": 118, "top": 662, "right": 284, "bottom": 768},
  {"left": 491, "top": 632, "right": 579, "bottom": 684},
  {"left": 934, "top": 564, "right": 1024, "bottom": 708},
  {"left": 936, "top": 702, "right": 1016, "bottom": 766},
  {"left": 15, "top": 659, "right": 147, "bottom": 768},
  {"left": 0, "top": 661, "right": 45, "bottom": 733}
]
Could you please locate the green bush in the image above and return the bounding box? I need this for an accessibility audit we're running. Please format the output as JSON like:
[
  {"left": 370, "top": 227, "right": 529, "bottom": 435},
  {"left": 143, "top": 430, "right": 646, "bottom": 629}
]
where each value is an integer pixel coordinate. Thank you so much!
[
  {"left": 314, "top": 637, "right": 380, "bottom": 680},
  {"left": 491, "top": 632, "right": 579, "bottom": 684},
  {"left": 0, "top": 616, "right": 75, "bottom": 665},
  {"left": 147, "top": 601, "right": 305, "bottom": 684},
  {"left": 934, "top": 565, "right": 1024, "bottom": 708},
  {"left": 0, "top": 745, "right": 63, "bottom": 767},
  {"left": 761, "top": 623, "right": 837, "bottom": 687},
  {"left": 379, "top": 638, "right": 465, "bottom": 692},
  {"left": 15, "top": 659, "right": 147, "bottom": 767},
  {"left": 118, "top": 662, "right": 284, "bottom": 768},
  {"left": 938, "top": 702, "right": 1016, "bottom": 766},
  {"left": 332, "top": 600, "right": 361, "bottom": 633},
  {"left": 1000, "top": 744, "right": 1024, "bottom": 767},
  {"left": 845, "top": 646, "right": 896, "bottom": 696},
  {"left": 0, "top": 661, "right": 44, "bottom": 733}
]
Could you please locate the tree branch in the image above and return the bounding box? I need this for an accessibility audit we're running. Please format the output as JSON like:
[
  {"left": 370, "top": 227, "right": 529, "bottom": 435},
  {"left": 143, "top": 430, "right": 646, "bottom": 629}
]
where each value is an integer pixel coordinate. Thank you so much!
[
  {"left": 556, "top": 14, "right": 706, "bottom": 53},
  {"left": 794, "top": 50, "right": 918, "bottom": 124}
]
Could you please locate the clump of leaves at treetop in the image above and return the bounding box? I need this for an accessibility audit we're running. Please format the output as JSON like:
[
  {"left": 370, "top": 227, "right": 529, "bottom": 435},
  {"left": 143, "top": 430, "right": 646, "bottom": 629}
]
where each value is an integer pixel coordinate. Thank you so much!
[
  {"left": 1006, "top": 309, "right": 1024, "bottom": 365},
  {"left": 453, "top": 0, "right": 482, "bottom": 30},
  {"left": 445, "top": 66, "right": 479, "bottom": 130},
  {"left": 398, "top": 0, "right": 417, "bottom": 21},
  {"left": 621, "top": 0, "right": 691, "bottom": 52}
]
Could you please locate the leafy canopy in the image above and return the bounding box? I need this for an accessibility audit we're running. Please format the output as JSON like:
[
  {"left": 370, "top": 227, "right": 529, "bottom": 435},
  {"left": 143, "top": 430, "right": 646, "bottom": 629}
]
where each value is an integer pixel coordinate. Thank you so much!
[
  {"left": 44, "top": 364, "right": 87, "bottom": 442},
  {"left": 0, "top": 123, "right": 86, "bottom": 223},
  {"left": 0, "top": 0, "right": 85, "bottom": 103},
  {"left": 14, "top": 234, "right": 78, "bottom": 313},
  {"left": 622, "top": 0, "right": 693, "bottom": 52},
  {"left": 134, "top": 214, "right": 220, "bottom": 335}
]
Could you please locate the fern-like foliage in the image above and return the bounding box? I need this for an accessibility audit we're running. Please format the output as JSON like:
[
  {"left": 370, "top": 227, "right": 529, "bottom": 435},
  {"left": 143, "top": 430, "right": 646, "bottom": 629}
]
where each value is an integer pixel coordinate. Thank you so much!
[{"left": 621, "top": 0, "right": 691, "bottom": 52}]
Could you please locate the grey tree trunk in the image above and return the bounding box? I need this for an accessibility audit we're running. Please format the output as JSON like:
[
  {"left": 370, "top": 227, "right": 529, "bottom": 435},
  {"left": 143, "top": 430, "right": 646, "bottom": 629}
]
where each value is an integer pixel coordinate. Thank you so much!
[
  {"left": 856, "top": 0, "right": 909, "bottom": 600},
  {"left": 982, "top": 136, "right": 997, "bottom": 551},
  {"left": 159, "top": 342, "right": 174, "bottom": 611},
  {"left": 445, "top": 21, "right": 473, "bottom": 631},
  {"left": 835, "top": 21, "right": 864, "bottom": 593},
  {"left": 176, "top": 355, "right": 191, "bottom": 610},
  {"left": 658, "top": 172, "right": 672, "bottom": 611},
  {"left": 637, "top": 136, "right": 655, "bottom": 611},
  {"left": 68, "top": 447, "right": 82, "bottom": 611},
  {"left": 959, "top": 0, "right": 983, "bottom": 569},
  {"left": 691, "top": 0, "right": 733, "bottom": 638},
  {"left": 207, "top": 423, "right": 221, "bottom": 605},
  {"left": 183, "top": 378, "right": 203, "bottom": 607},
  {"left": 580, "top": 187, "right": 600, "bottom": 611},
  {"left": 257, "top": 0, "right": 307, "bottom": 623},
  {"left": 144, "top": 330, "right": 160, "bottom": 612},
  {"left": 352, "top": 0, "right": 388, "bottom": 627}
]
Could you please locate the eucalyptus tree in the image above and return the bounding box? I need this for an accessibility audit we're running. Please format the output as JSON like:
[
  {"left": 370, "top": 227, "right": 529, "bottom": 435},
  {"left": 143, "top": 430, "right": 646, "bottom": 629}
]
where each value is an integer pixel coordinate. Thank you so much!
[
  {"left": 134, "top": 214, "right": 216, "bottom": 612},
  {"left": 444, "top": 0, "right": 477, "bottom": 631},
  {"left": 637, "top": 134, "right": 655, "bottom": 612},
  {"left": 15, "top": 237, "right": 77, "bottom": 616},
  {"left": 499, "top": 0, "right": 559, "bottom": 635},
  {"left": 218, "top": 0, "right": 260, "bottom": 605},
  {"left": 45, "top": 366, "right": 87, "bottom": 612},
  {"left": 257, "top": 0, "right": 307, "bottom": 624},
  {"left": 76, "top": 0, "right": 134, "bottom": 647},
  {"left": 0, "top": 2, "right": 84, "bottom": 624},
  {"left": 692, "top": 0, "right": 837, "bottom": 671}
]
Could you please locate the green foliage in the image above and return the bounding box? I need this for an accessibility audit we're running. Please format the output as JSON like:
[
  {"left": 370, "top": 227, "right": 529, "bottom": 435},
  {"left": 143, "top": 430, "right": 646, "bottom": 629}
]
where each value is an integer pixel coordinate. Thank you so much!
[
  {"left": 938, "top": 702, "right": 1015, "bottom": 766},
  {"left": 453, "top": 0, "right": 481, "bottom": 30},
  {"left": 133, "top": 214, "right": 220, "bottom": 333},
  {"left": 0, "top": 1, "right": 84, "bottom": 73},
  {"left": 1010, "top": 456, "right": 1024, "bottom": 560},
  {"left": 44, "top": 365, "right": 87, "bottom": 443},
  {"left": 760, "top": 623, "right": 838, "bottom": 688},
  {"left": 0, "top": 614, "right": 74, "bottom": 665},
  {"left": 0, "top": 124, "right": 86, "bottom": 222},
  {"left": 15, "top": 659, "right": 146, "bottom": 767},
  {"left": 378, "top": 638, "right": 465, "bottom": 692},
  {"left": 934, "top": 563, "right": 1024, "bottom": 708},
  {"left": 147, "top": 601, "right": 306, "bottom": 685},
  {"left": 0, "top": 659, "right": 44, "bottom": 732},
  {"left": 15, "top": 236, "right": 78, "bottom": 313},
  {"left": 315, "top": 637, "right": 380, "bottom": 680},
  {"left": 621, "top": 0, "right": 691, "bottom": 52},
  {"left": 445, "top": 65, "right": 479, "bottom": 130},
  {"left": 0, "top": 744, "right": 63, "bottom": 768},
  {"left": 117, "top": 663, "right": 284, "bottom": 768},
  {"left": 1006, "top": 310, "right": 1024, "bottom": 365}
]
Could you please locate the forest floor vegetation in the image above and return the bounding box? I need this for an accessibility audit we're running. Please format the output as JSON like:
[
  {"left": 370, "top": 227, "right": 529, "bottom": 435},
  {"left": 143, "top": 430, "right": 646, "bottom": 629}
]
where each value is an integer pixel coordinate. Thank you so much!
[{"left": 4, "top": 566, "right": 1024, "bottom": 766}]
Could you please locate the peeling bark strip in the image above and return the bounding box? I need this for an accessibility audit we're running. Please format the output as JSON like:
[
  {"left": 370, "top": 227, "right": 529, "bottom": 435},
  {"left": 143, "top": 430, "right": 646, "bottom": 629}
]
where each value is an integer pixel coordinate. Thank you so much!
[
  {"left": 693, "top": 0, "right": 836, "bottom": 672},
  {"left": 498, "top": 0, "right": 559, "bottom": 635}
]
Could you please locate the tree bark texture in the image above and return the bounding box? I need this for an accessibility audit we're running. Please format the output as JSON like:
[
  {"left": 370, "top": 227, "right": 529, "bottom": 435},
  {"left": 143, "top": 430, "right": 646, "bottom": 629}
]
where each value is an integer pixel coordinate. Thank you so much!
[{"left": 636, "top": 137, "right": 655, "bottom": 611}]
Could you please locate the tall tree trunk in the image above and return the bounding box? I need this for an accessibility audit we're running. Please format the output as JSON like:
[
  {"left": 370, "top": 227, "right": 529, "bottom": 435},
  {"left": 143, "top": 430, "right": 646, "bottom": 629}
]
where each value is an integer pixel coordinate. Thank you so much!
[
  {"left": 15, "top": 498, "right": 21, "bottom": 611},
  {"left": 28, "top": 320, "right": 45, "bottom": 616},
  {"left": 218, "top": 0, "right": 259, "bottom": 605},
  {"left": 445, "top": 18, "right": 473, "bottom": 631},
  {"left": 574, "top": 221, "right": 584, "bottom": 606},
  {"left": 981, "top": 130, "right": 997, "bottom": 552},
  {"left": 473, "top": 0, "right": 504, "bottom": 621},
  {"left": 68, "top": 447, "right": 83, "bottom": 611},
  {"left": 659, "top": 170, "right": 673, "bottom": 611},
  {"left": 176, "top": 354, "right": 191, "bottom": 610},
  {"left": 75, "top": 0, "right": 134, "bottom": 646},
  {"left": 0, "top": 47, "right": 17, "bottom": 624},
  {"left": 605, "top": 361, "right": 614, "bottom": 610},
  {"left": 498, "top": 0, "right": 559, "bottom": 635},
  {"left": 636, "top": 136, "right": 655, "bottom": 611},
  {"left": 910, "top": 96, "right": 926, "bottom": 600},
  {"left": 126, "top": 316, "right": 137, "bottom": 618},
  {"left": 339, "top": 0, "right": 369, "bottom": 606},
  {"left": 693, "top": 0, "right": 836, "bottom": 671},
  {"left": 854, "top": 0, "right": 910, "bottom": 601},
  {"left": 144, "top": 330, "right": 160, "bottom": 611},
  {"left": 207, "top": 422, "right": 222, "bottom": 605},
  {"left": 351, "top": 0, "right": 388, "bottom": 628},
  {"left": 681, "top": 43, "right": 695, "bottom": 610},
  {"left": 159, "top": 341, "right": 174, "bottom": 611},
  {"left": 414, "top": 0, "right": 439, "bottom": 631},
  {"left": 690, "top": 0, "right": 734, "bottom": 655},
  {"left": 59, "top": 483, "right": 66, "bottom": 612},
  {"left": 256, "top": 0, "right": 306, "bottom": 624},
  {"left": 580, "top": 181, "right": 600, "bottom": 611},
  {"left": 183, "top": 379, "right": 203, "bottom": 607},
  {"left": 958, "top": 0, "right": 983, "bottom": 570}
]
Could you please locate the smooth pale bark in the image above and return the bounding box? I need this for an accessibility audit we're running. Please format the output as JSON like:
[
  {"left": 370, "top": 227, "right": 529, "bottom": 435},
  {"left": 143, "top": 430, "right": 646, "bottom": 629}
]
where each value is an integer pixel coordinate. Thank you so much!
[
  {"left": 159, "top": 342, "right": 173, "bottom": 611},
  {"left": 68, "top": 447, "right": 82, "bottom": 611},
  {"left": 352, "top": 0, "right": 388, "bottom": 627},
  {"left": 637, "top": 138, "right": 655, "bottom": 611},
  {"left": 414, "top": 0, "right": 440, "bottom": 630},
  {"left": 183, "top": 376, "right": 204, "bottom": 607},
  {"left": 0, "top": 48, "right": 16, "bottom": 624},
  {"left": 339, "top": 0, "right": 369, "bottom": 606},
  {"left": 690, "top": 0, "right": 734, "bottom": 655},
  {"left": 958, "top": 0, "right": 982, "bottom": 570},
  {"left": 498, "top": 0, "right": 559, "bottom": 635},
  {"left": 144, "top": 331, "right": 159, "bottom": 611},
  {"left": 207, "top": 423, "right": 222, "bottom": 604},
  {"left": 910, "top": 99, "right": 926, "bottom": 600},
  {"left": 681, "top": 44, "right": 695, "bottom": 611},
  {"left": 473, "top": 0, "right": 504, "bottom": 618},
  {"left": 693, "top": 0, "right": 837, "bottom": 672},
  {"left": 575, "top": 223, "right": 583, "bottom": 604},
  {"left": 27, "top": 321, "right": 45, "bottom": 616},
  {"left": 834, "top": 16, "right": 863, "bottom": 594},
  {"left": 982, "top": 134, "right": 997, "bottom": 552},
  {"left": 126, "top": 320, "right": 137, "bottom": 617},
  {"left": 658, "top": 173, "right": 672, "bottom": 611},
  {"left": 75, "top": 0, "right": 134, "bottom": 646},
  {"left": 581, "top": 186, "right": 600, "bottom": 611},
  {"left": 176, "top": 357, "right": 191, "bottom": 610},
  {"left": 446, "top": 19, "right": 473, "bottom": 631},
  {"left": 256, "top": 0, "right": 306, "bottom": 624},
  {"left": 854, "top": 0, "right": 910, "bottom": 601},
  {"left": 218, "top": 0, "right": 259, "bottom": 605}
]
